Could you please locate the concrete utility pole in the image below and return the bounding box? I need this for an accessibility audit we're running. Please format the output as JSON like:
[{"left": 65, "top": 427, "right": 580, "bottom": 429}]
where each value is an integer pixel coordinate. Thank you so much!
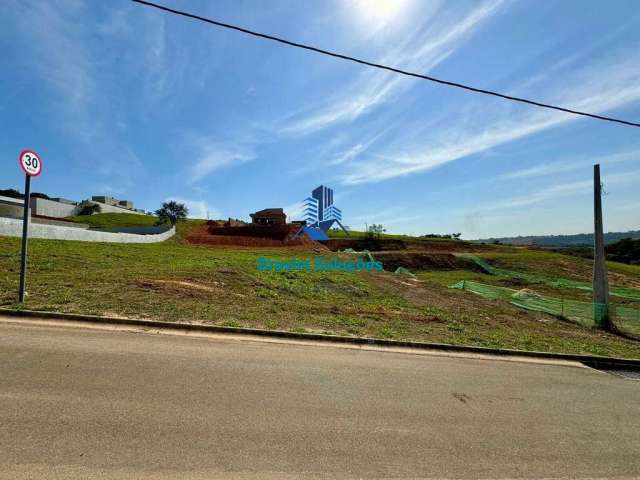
[{"left": 593, "top": 164, "right": 609, "bottom": 329}]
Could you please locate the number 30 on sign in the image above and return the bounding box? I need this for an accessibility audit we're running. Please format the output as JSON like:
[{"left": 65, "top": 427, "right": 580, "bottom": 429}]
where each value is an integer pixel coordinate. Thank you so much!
[{"left": 19, "top": 150, "right": 43, "bottom": 177}]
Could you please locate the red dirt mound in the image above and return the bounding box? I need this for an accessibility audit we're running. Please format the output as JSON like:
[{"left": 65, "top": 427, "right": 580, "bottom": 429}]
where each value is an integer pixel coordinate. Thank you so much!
[
  {"left": 207, "top": 222, "right": 297, "bottom": 240},
  {"left": 372, "top": 252, "right": 485, "bottom": 271},
  {"left": 185, "top": 225, "right": 328, "bottom": 250}
]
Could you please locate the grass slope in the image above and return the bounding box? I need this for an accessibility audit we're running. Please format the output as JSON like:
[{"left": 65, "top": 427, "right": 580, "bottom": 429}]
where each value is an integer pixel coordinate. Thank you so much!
[
  {"left": 1, "top": 226, "right": 639, "bottom": 358},
  {"left": 65, "top": 213, "right": 158, "bottom": 230},
  {"left": 327, "top": 229, "right": 454, "bottom": 241}
]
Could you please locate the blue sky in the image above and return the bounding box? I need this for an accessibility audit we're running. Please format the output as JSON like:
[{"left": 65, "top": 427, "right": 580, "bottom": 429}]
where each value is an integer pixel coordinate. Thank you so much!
[{"left": 1, "top": 0, "right": 639, "bottom": 238}]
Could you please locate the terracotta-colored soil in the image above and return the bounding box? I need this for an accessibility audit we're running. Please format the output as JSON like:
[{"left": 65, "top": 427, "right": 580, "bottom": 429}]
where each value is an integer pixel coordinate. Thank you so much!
[
  {"left": 185, "top": 225, "right": 328, "bottom": 251},
  {"left": 372, "top": 252, "right": 485, "bottom": 271}
]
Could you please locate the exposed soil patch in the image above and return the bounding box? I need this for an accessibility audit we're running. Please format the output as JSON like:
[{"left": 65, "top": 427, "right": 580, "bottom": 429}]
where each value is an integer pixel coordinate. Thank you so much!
[
  {"left": 185, "top": 225, "right": 328, "bottom": 252},
  {"left": 367, "top": 271, "right": 637, "bottom": 347},
  {"left": 367, "top": 271, "right": 552, "bottom": 328},
  {"left": 137, "top": 279, "right": 225, "bottom": 298},
  {"left": 491, "top": 252, "right": 640, "bottom": 289},
  {"left": 324, "top": 238, "right": 497, "bottom": 253},
  {"left": 338, "top": 305, "right": 443, "bottom": 323},
  {"left": 497, "top": 277, "right": 529, "bottom": 289},
  {"left": 610, "top": 272, "right": 640, "bottom": 289},
  {"left": 372, "top": 252, "right": 485, "bottom": 272}
]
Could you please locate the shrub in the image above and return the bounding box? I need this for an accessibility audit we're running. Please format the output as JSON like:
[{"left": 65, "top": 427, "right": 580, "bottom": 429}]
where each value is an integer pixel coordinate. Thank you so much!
[
  {"left": 606, "top": 238, "right": 640, "bottom": 265},
  {"left": 77, "top": 202, "right": 102, "bottom": 215},
  {"left": 0, "top": 188, "right": 23, "bottom": 199}
]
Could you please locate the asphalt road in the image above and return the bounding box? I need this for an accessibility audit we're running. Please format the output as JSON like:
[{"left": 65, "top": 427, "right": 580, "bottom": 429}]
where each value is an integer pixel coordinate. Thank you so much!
[{"left": 1, "top": 319, "right": 639, "bottom": 479}]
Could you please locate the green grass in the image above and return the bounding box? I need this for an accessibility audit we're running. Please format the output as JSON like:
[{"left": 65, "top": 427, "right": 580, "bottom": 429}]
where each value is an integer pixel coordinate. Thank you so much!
[
  {"left": 327, "top": 229, "right": 456, "bottom": 242},
  {"left": 607, "top": 260, "right": 640, "bottom": 277},
  {"left": 66, "top": 213, "right": 158, "bottom": 230},
  {"left": 419, "top": 248, "right": 640, "bottom": 338},
  {"left": 416, "top": 270, "right": 497, "bottom": 287},
  {"left": 1, "top": 226, "right": 640, "bottom": 359},
  {"left": 479, "top": 249, "right": 640, "bottom": 284},
  {"left": 64, "top": 213, "right": 205, "bottom": 242},
  {"left": 423, "top": 247, "right": 640, "bottom": 305}
]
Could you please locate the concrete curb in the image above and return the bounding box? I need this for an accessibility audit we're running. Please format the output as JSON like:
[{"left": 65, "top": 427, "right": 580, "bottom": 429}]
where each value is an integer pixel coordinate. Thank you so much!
[{"left": 2, "top": 308, "right": 639, "bottom": 369}]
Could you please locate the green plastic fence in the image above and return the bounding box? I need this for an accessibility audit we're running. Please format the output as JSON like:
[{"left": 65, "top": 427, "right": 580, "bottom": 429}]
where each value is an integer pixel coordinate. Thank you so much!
[
  {"left": 614, "top": 306, "right": 640, "bottom": 338},
  {"left": 341, "top": 248, "right": 375, "bottom": 262},
  {"left": 394, "top": 266, "right": 416, "bottom": 278},
  {"left": 450, "top": 280, "right": 640, "bottom": 338},
  {"left": 458, "top": 254, "right": 640, "bottom": 301}
]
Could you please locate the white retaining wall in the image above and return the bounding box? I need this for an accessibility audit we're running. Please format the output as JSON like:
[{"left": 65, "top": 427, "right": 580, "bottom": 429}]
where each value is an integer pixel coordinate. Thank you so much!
[
  {"left": 29, "top": 198, "right": 147, "bottom": 218},
  {"left": 0, "top": 195, "right": 24, "bottom": 206},
  {"left": 30, "top": 197, "right": 78, "bottom": 218},
  {"left": 0, "top": 217, "right": 175, "bottom": 243}
]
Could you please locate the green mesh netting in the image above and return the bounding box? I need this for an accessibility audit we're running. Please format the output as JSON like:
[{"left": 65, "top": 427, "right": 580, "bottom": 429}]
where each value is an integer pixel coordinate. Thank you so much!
[
  {"left": 394, "top": 267, "right": 416, "bottom": 278},
  {"left": 450, "top": 280, "right": 640, "bottom": 337},
  {"left": 614, "top": 306, "right": 640, "bottom": 338},
  {"left": 458, "top": 254, "right": 640, "bottom": 301},
  {"left": 450, "top": 280, "right": 516, "bottom": 301},
  {"left": 341, "top": 248, "right": 375, "bottom": 262}
]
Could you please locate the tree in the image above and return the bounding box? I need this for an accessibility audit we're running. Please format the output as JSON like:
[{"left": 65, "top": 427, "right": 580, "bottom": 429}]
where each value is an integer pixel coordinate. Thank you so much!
[
  {"left": 606, "top": 238, "right": 640, "bottom": 265},
  {"left": 451, "top": 233, "right": 462, "bottom": 240},
  {"left": 0, "top": 188, "right": 23, "bottom": 199},
  {"left": 367, "top": 224, "right": 386, "bottom": 240},
  {"left": 77, "top": 201, "right": 101, "bottom": 215},
  {"left": 155, "top": 201, "right": 188, "bottom": 226}
]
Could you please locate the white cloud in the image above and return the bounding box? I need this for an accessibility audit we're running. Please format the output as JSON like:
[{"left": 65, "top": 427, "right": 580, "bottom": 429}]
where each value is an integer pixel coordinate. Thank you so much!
[
  {"left": 499, "top": 160, "right": 590, "bottom": 181},
  {"left": 278, "top": 0, "right": 506, "bottom": 136},
  {"left": 346, "top": 206, "right": 423, "bottom": 230},
  {"left": 480, "top": 169, "right": 640, "bottom": 212},
  {"left": 330, "top": 143, "right": 368, "bottom": 166},
  {"left": 143, "top": 12, "right": 168, "bottom": 96},
  {"left": 3, "top": 2, "right": 150, "bottom": 187},
  {"left": 337, "top": 50, "right": 640, "bottom": 185},
  {"left": 9, "top": 1, "right": 94, "bottom": 116},
  {"left": 327, "top": 128, "right": 392, "bottom": 166},
  {"left": 498, "top": 149, "right": 640, "bottom": 181},
  {"left": 345, "top": 0, "right": 419, "bottom": 34},
  {"left": 164, "top": 196, "right": 219, "bottom": 219},
  {"left": 190, "top": 149, "right": 254, "bottom": 183},
  {"left": 283, "top": 201, "right": 305, "bottom": 221},
  {"left": 185, "top": 135, "right": 256, "bottom": 184}
]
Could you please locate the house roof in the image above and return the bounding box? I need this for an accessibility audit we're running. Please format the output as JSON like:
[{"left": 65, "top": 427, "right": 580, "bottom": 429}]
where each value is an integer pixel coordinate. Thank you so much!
[{"left": 250, "top": 208, "right": 286, "bottom": 218}]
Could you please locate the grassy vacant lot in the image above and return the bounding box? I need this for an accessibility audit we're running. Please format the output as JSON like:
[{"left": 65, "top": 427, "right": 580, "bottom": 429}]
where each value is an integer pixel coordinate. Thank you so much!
[
  {"left": 1, "top": 215, "right": 640, "bottom": 358},
  {"left": 328, "top": 228, "right": 454, "bottom": 241},
  {"left": 419, "top": 250, "right": 640, "bottom": 306}
]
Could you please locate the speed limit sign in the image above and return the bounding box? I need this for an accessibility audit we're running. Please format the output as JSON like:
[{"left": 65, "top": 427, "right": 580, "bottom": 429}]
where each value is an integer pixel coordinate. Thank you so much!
[
  {"left": 17, "top": 148, "right": 43, "bottom": 303},
  {"left": 18, "top": 150, "right": 43, "bottom": 177}
]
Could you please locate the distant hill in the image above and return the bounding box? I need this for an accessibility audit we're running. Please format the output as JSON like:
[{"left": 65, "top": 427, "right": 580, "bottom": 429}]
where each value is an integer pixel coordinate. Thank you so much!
[{"left": 474, "top": 230, "right": 640, "bottom": 247}]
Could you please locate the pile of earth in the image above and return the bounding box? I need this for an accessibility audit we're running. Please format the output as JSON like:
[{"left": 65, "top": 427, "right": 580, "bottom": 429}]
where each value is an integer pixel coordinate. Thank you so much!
[
  {"left": 324, "top": 238, "right": 494, "bottom": 253},
  {"left": 371, "top": 252, "right": 485, "bottom": 272},
  {"left": 185, "top": 225, "right": 328, "bottom": 251}
]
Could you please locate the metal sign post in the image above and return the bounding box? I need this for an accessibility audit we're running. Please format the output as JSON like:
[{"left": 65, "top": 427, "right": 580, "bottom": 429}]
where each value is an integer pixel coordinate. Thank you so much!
[{"left": 17, "top": 150, "right": 43, "bottom": 303}]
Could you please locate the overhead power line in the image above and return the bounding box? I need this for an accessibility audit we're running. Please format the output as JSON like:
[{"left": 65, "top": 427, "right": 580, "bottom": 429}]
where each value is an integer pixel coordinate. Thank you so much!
[{"left": 131, "top": 0, "right": 640, "bottom": 129}]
